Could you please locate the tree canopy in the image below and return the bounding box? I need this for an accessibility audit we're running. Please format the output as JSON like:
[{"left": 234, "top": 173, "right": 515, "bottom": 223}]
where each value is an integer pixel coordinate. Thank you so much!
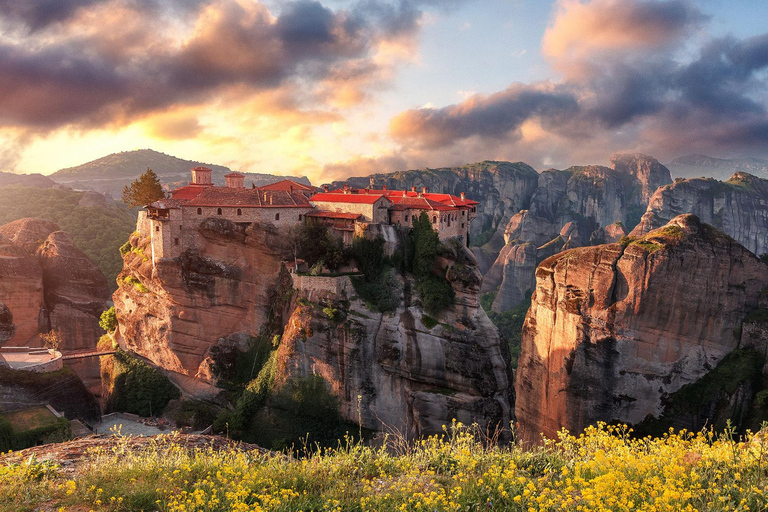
[{"left": 122, "top": 168, "right": 165, "bottom": 207}]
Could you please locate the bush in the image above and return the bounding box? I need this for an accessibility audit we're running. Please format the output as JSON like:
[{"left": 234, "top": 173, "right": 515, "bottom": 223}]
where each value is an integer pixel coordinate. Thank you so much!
[
  {"left": 108, "top": 350, "right": 181, "bottom": 417},
  {"left": 351, "top": 267, "right": 401, "bottom": 313},
  {"left": 255, "top": 374, "right": 345, "bottom": 451},
  {"left": 99, "top": 307, "right": 118, "bottom": 333},
  {"left": 416, "top": 275, "right": 455, "bottom": 316},
  {"left": 352, "top": 236, "right": 386, "bottom": 282},
  {"left": 482, "top": 291, "right": 532, "bottom": 369}
]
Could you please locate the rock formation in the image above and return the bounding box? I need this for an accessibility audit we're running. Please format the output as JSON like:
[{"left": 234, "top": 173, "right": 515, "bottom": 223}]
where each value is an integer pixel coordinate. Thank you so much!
[
  {"left": 0, "top": 219, "right": 110, "bottom": 395},
  {"left": 483, "top": 154, "right": 671, "bottom": 312},
  {"left": 114, "top": 218, "right": 287, "bottom": 384},
  {"left": 515, "top": 214, "right": 768, "bottom": 444},
  {"left": 277, "top": 243, "right": 511, "bottom": 437},
  {"left": 631, "top": 172, "right": 768, "bottom": 257}
]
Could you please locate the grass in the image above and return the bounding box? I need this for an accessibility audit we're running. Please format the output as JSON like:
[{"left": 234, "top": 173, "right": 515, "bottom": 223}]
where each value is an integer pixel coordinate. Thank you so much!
[
  {"left": 4, "top": 407, "right": 59, "bottom": 432},
  {"left": 3, "top": 422, "right": 768, "bottom": 511}
]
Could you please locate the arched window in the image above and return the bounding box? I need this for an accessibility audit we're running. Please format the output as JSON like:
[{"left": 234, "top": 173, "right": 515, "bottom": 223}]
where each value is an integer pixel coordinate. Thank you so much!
[
  {"left": 155, "top": 226, "right": 160, "bottom": 232},
  {"left": 275, "top": 213, "right": 280, "bottom": 221},
  {"left": 405, "top": 215, "right": 409, "bottom": 222},
  {"left": 197, "top": 208, "right": 202, "bottom": 215},
  {"left": 298, "top": 214, "right": 302, "bottom": 221},
  {"left": 217, "top": 208, "right": 222, "bottom": 215},
  {"left": 237, "top": 208, "right": 242, "bottom": 216},
  {"left": 432, "top": 216, "right": 437, "bottom": 224}
]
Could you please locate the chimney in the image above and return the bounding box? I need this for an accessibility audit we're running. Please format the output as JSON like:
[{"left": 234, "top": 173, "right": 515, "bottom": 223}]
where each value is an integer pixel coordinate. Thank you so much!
[
  {"left": 422, "top": 186, "right": 428, "bottom": 194},
  {"left": 323, "top": 185, "right": 329, "bottom": 192},
  {"left": 411, "top": 186, "right": 416, "bottom": 192},
  {"left": 343, "top": 183, "right": 350, "bottom": 194},
  {"left": 460, "top": 192, "right": 466, "bottom": 201},
  {"left": 382, "top": 185, "right": 387, "bottom": 190}
]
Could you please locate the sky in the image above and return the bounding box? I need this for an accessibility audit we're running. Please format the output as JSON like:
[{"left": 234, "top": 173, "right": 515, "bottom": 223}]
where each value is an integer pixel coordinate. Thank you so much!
[{"left": 1, "top": 0, "right": 768, "bottom": 183}]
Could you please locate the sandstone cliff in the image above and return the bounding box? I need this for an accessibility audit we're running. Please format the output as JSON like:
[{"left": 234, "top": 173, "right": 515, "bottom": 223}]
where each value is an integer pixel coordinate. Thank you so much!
[
  {"left": 483, "top": 154, "right": 670, "bottom": 312},
  {"left": 114, "top": 218, "right": 287, "bottom": 384},
  {"left": 515, "top": 214, "right": 768, "bottom": 444},
  {"left": 0, "top": 219, "right": 109, "bottom": 351},
  {"left": 631, "top": 172, "right": 768, "bottom": 257},
  {"left": 0, "top": 218, "right": 110, "bottom": 396},
  {"left": 276, "top": 243, "right": 511, "bottom": 437}
]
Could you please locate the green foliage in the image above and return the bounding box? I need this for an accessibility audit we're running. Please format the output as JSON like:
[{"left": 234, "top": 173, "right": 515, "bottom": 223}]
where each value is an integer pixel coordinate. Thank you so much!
[
  {"left": 209, "top": 336, "right": 274, "bottom": 390},
  {"left": 119, "top": 240, "right": 132, "bottom": 256},
  {"left": 99, "top": 307, "right": 117, "bottom": 333},
  {"left": 226, "top": 350, "right": 279, "bottom": 433},
  {"left": 124, "top": 275, "right": 149, "bottom": 293},
  {"left": 412, "top": 212, "right": 439, "bottom": 278},
  {"left": 0, "top": 186, "right": 136, "bottom": 290},
  {"left": 636, "top": 349, "right": 765, "bottom": 436},
  {"left": 171, "top": 400, "right": 221, "bottom": 431},
  {"left": 109, "top": 350, "right": 181, "bottom": 417},
  {"left": 0, "top": 412, "right": 71, "bottom": 453},
  {"left": 351, "top": 236, "right": 386, "bottom": 281},
  {"left": 289, "top": 220, "right": 350, "bottom": 272},
  {"left": 421, "top": 315, "right": 438, "bottom": 329},
  {"left": 253, "top": 374, "right": 345, "bottom": 451},
  {"left": 121, "top": 168, "right": 165, "bottom": 207},
  {"left": 482, "top": 291, "right": 531, "bottom": 369},
  {"left": 469, "top": 225, "right": 495, "bottom": 248},
  {"left": 350, "top": 267, "right": 401, "bottom": 313},
  {"left": 416, "top": 275, "right": 455, "bottom": 316}
]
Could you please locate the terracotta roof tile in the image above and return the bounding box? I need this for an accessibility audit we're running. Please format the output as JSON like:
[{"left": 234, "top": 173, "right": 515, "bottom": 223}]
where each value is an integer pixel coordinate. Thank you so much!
[
  {"left": 310, "top": 193, "right": 392, "bottom": 205},
  {"left": 169, "top": 185, "right": 208, "bottom": 201},
  {"left": 306, "top": 211, "right": 362, "bottom": 220},
  {"left": 259, "top": 180, "right": 318, "bottom": 192},
  {"left": 185, "top": 187, "right": 312, "bottom": 208},
  {"left": 389, "top": 196, "right": 454, "bottom": 211}
]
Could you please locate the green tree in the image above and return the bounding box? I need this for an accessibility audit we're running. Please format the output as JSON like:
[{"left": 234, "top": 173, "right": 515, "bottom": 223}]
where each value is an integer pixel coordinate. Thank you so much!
[
  {"left": 99, "top": 307, "right": 118, "bottom": 333},
  {"left": 412, "top": 211, "right": 439, "bottom": 278},
  {"left": 122, "top": 168, "right": 165, "bottom": 207}
]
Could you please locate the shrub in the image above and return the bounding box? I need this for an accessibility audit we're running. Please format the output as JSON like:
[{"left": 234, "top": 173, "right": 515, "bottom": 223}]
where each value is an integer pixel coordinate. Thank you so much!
[
  {"left": 99, "top": 307, "right": 118, "bottom": 333},
  {"left": 351, "top": 236, "right": 386, "bottom": 282},
  {"left": 351, "top": 267, "right": 401, "bottom": 313},
  {"left": 108, "top": 350, "right": 181, "bottom": 417},
  {"left": 482, "top": 292, "right": 532, "bottom": 369},
  {"left": 416, "top": 275, "right": 455, "bottom": 316}
]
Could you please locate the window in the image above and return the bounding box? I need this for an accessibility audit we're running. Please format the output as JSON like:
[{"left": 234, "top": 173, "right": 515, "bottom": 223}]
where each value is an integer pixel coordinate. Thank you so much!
[
  {"left": 462, "top": 211, "right": 465, "bottom": 216},
  {"left": 462, "top": 223, "right": 465, "bottom": 228},
  {"left": 275, "top": 213, "right": 280, "bottom": 221},
  {"left": 197, "top": 208, "right": 202, "bottom": 215},
  {"left": 298, "top": 214, "right": 302, "bottom": 221},
  {"left": 405, "top": 215, "right": 409, "bottom": 222},
  {"left": 432, "top": 216, "right": 437, "bottom": 223},
  {"left": 155, "top": 226, "right": 160, "bottom": 232},
  {"left": 217, "top": 208, "right": 222, "bottom": 215},
  {"left": 174, "top": 238, "right": 179, "bottom": 246},
  {"left": 237, "top": 208, "right": 242, "bottom": 216}
]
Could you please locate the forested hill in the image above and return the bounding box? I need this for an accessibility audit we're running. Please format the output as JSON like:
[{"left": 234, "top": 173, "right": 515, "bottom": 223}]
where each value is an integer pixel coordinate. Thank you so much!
[
  {"left": 0, "top": 186, "right": 135, "bottom": 289},
  {"left": 50, "top": 149, "right": 311, "bottom": 197}
]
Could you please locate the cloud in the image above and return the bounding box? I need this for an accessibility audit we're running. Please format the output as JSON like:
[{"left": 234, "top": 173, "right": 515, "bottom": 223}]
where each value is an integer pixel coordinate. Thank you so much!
[
  {"left": 388, "top": 0, "right": 768, "bottom": 168},
  {"left": 321, "top": 152, "right": 408, "bottom": 182}
]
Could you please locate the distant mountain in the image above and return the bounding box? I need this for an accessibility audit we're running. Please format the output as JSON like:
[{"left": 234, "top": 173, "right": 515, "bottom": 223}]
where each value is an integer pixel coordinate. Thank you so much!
[
  {"left": 667, "top": 154, "right": 768, "bottom": 180},
  {"left": 0, "top": 171, "right": 57, "bottom": 188},
  {"left": 50, "top": 149, "right": 311, "bottom": 198}
]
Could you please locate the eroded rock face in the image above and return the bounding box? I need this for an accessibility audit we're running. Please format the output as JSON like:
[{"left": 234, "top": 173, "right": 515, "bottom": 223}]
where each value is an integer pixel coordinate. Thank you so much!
[
  {"left": 631, "top": 172, "right": 768, "bottom": 257},
  {"left": 36, "top": 231, "right": 110, "bottom": 352},
  {"left": 276, "top": 245, "right": 512, "bottom": 438},
  {"left": 484, "top": 154, "right": 672, "bottom": 311},
  {"left": 514, "top": 215, "right": 768, "bottom": 445},
  {"left": 114, "top": 218, "right": 287, "bottom": 382},
  {"left": 0, "top": 232, "right": 44, "bottom": 346}
]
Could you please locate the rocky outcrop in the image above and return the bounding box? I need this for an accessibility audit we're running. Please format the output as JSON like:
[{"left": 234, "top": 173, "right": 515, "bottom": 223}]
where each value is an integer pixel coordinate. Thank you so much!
[
  {"left": 631, "top": 172, "right": 768, "bottom": 257},
  {"left": 0, "top": 232, "right": 44, "bottom": 345},
  {"left": 329, "top": 160, "right": 540, "bottom": 257},
  {"left": 114, "top": 218, "right": 287, "bottom": 382},
  {"left": 276, "top": 243, "right": 511, "bottom": 438},
  {"left": 668, "top": 154, "right": 768, "bottom": 181},
  {"left": 515, "top": 215, "right": 768, "bottom": 444},
  {"left": 483, "top": 154, "right": 672, "bottom": 311}
]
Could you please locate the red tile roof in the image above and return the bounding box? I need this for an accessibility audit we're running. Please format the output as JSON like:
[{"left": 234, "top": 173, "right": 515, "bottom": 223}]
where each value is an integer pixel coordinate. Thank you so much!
[
  {"left": 327, "top": 188, "right": 478, "bottom": 207},
  {"left": 389, "top": 196, "right": 454, "bottom": 211},
  {"left": 310, "top": 193, "right": 392, "bottom": 205},
  {"left": 169, "top": 185, "right": 208, "bottom": 201},
  {"left": 259, "top": 180, "right": 318, "bottom": 192},
  {"left": 306, "top": 211, "right": 362, "bottom": 220},
  {"left": 185, "top": 187, "right": 312, "bottom": 208},
  {"left": 225, "top": 172, "right": 244, "bottom": 178}
]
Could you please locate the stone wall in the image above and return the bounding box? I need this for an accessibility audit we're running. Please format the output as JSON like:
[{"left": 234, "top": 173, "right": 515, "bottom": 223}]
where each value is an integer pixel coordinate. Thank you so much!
[{"left": 290, "top": 275, "right": 355, "bottom": 301}]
